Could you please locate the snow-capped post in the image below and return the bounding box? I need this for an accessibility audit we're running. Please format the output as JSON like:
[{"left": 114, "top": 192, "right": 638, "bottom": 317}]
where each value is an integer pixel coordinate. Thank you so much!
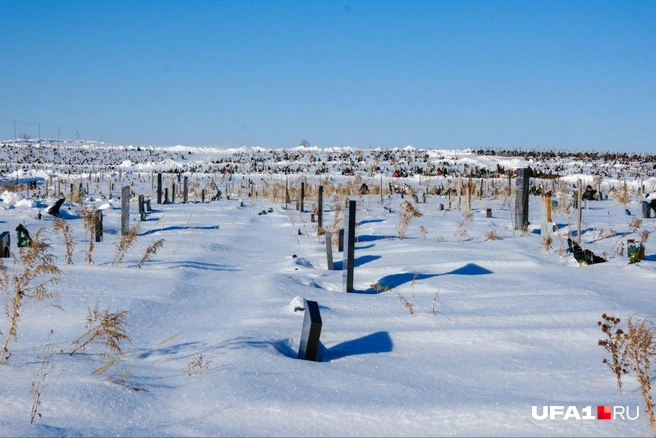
[
  {"left": 325, "top": 231, "right": 334, "bottom": 270},
  {"left": 172, "top": 182, "right": 176, "bottom": 204},
  {"left": 0, "top": 231, "right": 10, "bottom": 258},
  {"left": 95, "top": 210, "right": 103, "bottom": 242},
  {"left": 343, "top": 199, "right": 356, "bottom": 293},
  {"left": 121, "top": 186, "right": 130, "bottom": 235},
  {"left": 298, "top": 300, "right": 322, "bottom": 362},
  {"left": 300, "top": 182, "right": 305, "bottom": 212},
  {"left": 514, "top": 168, "right": 530, "bottom": 231},
  {"left": 157, "top": 173, "right": 162, "bottom": 204},
  {"left": 183, "top": 176, "right": 188, "bottom": 204},
  {"left": 318, "top": 185, "right": 324, "bottom": 233}
]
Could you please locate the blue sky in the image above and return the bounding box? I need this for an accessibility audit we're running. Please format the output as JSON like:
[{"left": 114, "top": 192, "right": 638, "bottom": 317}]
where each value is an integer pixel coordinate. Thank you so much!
[{"left": 2, "top": 0, "right": 655, "bottom": 153}]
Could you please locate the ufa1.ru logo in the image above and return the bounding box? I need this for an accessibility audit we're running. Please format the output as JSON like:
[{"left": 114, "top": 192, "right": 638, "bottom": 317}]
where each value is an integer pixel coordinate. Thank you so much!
[{"left": 532, "top": 405, "right": 639, "bottom": 420}]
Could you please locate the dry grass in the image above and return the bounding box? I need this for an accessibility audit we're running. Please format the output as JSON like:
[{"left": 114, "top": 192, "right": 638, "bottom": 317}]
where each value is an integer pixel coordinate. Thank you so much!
[
  {"left": 112, "top": 224, "right": 140, "bottom": 266},
  {"left": 30, "top": 330, "right": 56, "bottom": 424},
  {"left": 79, "top": 207, "right": 100, "bottom": 264},
  {"left": 485, "top": 229, "right": 499, "bottom": 241},
  {"left": 138, "top": 239, "right": 165, "bottom": 268},
  {"left": 397, "top": 200, "right": 423, "bottom": 240},
  {"left": 67, "top": 302, "right": 131, "bottom": 357},
  {"left": 599, "top": 313, "right": 656, "bottom": 436},
  {"left": 454, "top": 211, "right": 474, "bottom": 242},
  {"left": 0, "top": 229, "right": 62, "bottom": 364},
  {"left": 540, "top": 235, "right": 553, "bottom": 254},
  {"left": 370, "top": 283, "right": 390, "bottom": 293},
  {"left": 609, "top": 181, "right": 632, "bottom": 208},
  {"left": 187, "top": 354, "right": 213, "bottom": 376},
  {"left": 52, "top": 218, "right": 75, "bottom": 264},
  {"left": 108, "top": 368, "right": 143, "bottom": 391},
  {"left": 431, "top": 291, "right": 440, "bottom": 316},
  {"left": 394, "top": 289, "right": 415, "bottom": 316},
  {"left": 610, "top": 218, "right": 643, "bottom": 255}
]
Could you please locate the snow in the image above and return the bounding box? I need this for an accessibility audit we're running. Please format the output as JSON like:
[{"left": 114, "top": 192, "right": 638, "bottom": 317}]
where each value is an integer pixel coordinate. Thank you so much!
[{"left": 0, "top": 141, "right": 655, "bottom": 436}]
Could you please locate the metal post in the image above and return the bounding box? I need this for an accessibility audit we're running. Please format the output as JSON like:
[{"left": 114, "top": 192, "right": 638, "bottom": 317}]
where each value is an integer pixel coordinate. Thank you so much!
[
  {"left": 514, "top": 168, "right": 529, "bottom": 231},
  {"left": 325, "top": 231, "right": 333, "bottom": 270},
  {"left": 183, "top": 176, "right": 188, "bottom": 204},
  {"left": 343, "top": 199, "right": 356, "bottom": 293},
  {"left": 121, "top": 186, "right": 130, "bottom": 235},
  {"left": 318, "top": 185, "right": 324, "bottom": 233},
  {"left": 157, "top": 173, "right": 162, "bottom": 204}
]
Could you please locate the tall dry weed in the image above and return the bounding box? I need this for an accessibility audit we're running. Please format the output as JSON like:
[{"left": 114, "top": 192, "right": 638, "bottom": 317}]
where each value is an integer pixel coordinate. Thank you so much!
[
  {"left": 0, "top": 229, "right": 62, "bottom": 364},
  {"left": 397, "top": 200, "right": 422, "bottom": 240},
  {"left": 52, "top": 218, "right": 74, "bottom": 264},
  {"left": 67, "top": 302, "right": 131, "bottom": 357},
  {"left": 137, "top": 239, "right": 165, "bottom": 268},
  {"left": 112, "top": 224, "right": 140, "bottom": 266},
  {"left": 79, "top": 207, "right": 99, "bottom": 264},
  {"left": 599, "top": 313, "right": 656, "bottom": 436}
]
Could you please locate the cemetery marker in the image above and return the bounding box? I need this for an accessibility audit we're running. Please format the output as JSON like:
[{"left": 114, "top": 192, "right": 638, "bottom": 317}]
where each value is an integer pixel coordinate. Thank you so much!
[{"left": 298, "top": 300, "right": 322, "bottom": 362}]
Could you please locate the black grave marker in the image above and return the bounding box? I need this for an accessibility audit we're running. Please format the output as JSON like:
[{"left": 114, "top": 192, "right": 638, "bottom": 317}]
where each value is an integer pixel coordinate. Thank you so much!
[
  {"left": 95, "top": 210, "right": 103, "bottom": 242},
  {"left": 157, "top": 173, "right": 162, "bottom": 204},
  {"left": 0, "top": 231, "right": 10, "bottom": 258},
  {"left": 343, "top": 199, "right": 356, "bottom": 293},
  {"left": 514, "top": 168, "right": 529, "bottom": 231},
  {"left": 121, "top": 186, "right": 130, "bottom": 235},
  {"left": 138, "top": 195, "right": 145, "bottom": 221},
  {"left": 318, "top": 185, "right": 324, "bottom": 232},
  {"left": 298, "top": 300, "right": 322, "bottom": 361},
  {"left": 325, "top": 231, "right": 334, "bottom": 270}
]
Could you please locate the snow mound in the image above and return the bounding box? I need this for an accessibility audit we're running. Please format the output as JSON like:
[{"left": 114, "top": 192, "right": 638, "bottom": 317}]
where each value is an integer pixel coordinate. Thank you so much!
[{"left": 289, "top": 296, "right": 307, "bottom": 313}]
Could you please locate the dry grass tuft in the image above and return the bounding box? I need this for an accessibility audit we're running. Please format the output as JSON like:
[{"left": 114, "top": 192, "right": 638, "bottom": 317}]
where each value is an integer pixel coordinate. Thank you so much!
[
  {"left": 540, "top": 235, "right": 553, "bottom": 254},
  {"left": 79, "top": 207, "right": 100, "bottom": 264},
  {"left": 138, "top": 239, "right": 165, "bottom": 268},
  {"left": 52, "top": 218, "right": 75, "bottom": 264},
  {"left": 431, "top": 291, "right": 440, "bottom": 316},
  {"left": 0, "top": 229, "right": 62, "bottom": 364},
  {"left": 67, "top": 302, "right": 131, "bottom": 357},
  {"left": 394, "top": 289, "right": 415, "bottom": 316},
  {"left": 397, "top": 200, "right": 423, "bottom": 240},
  {"left": 108, "top": 368, "right": 143, "bottom": 391},
  {"left": 187, "top": 354, "right": 213, "bottom": 376},
  {"left": 485, "top": 229, "right": 499, "bottom": 241},
  {"left": 599, "top": 313, "right": 656, "bottom": 435},
  {"left": 112, "top": 224, "right": 140, "bottom": 266}
]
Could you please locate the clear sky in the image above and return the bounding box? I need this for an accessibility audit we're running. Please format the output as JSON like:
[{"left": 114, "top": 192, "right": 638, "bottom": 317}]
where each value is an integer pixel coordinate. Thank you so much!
[{"left": 1, "top": 0, "right": 655, "bottom": 153}]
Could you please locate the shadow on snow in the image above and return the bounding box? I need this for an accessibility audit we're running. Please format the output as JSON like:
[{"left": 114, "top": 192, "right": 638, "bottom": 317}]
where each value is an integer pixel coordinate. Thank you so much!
[{"left": 359, "top": 262, "right": 493, "bottom": 294}]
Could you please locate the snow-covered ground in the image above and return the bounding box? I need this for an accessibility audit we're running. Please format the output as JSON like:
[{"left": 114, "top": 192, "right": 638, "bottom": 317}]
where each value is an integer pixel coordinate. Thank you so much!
[{"left": 1, "top": 142, "right": 656, "bottom": 436}]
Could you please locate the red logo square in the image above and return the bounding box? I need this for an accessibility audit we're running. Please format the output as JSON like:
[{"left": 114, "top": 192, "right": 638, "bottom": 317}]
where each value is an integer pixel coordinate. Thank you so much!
[{"left": 597, "top": 405, "right": 612, "bottom": 420}]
